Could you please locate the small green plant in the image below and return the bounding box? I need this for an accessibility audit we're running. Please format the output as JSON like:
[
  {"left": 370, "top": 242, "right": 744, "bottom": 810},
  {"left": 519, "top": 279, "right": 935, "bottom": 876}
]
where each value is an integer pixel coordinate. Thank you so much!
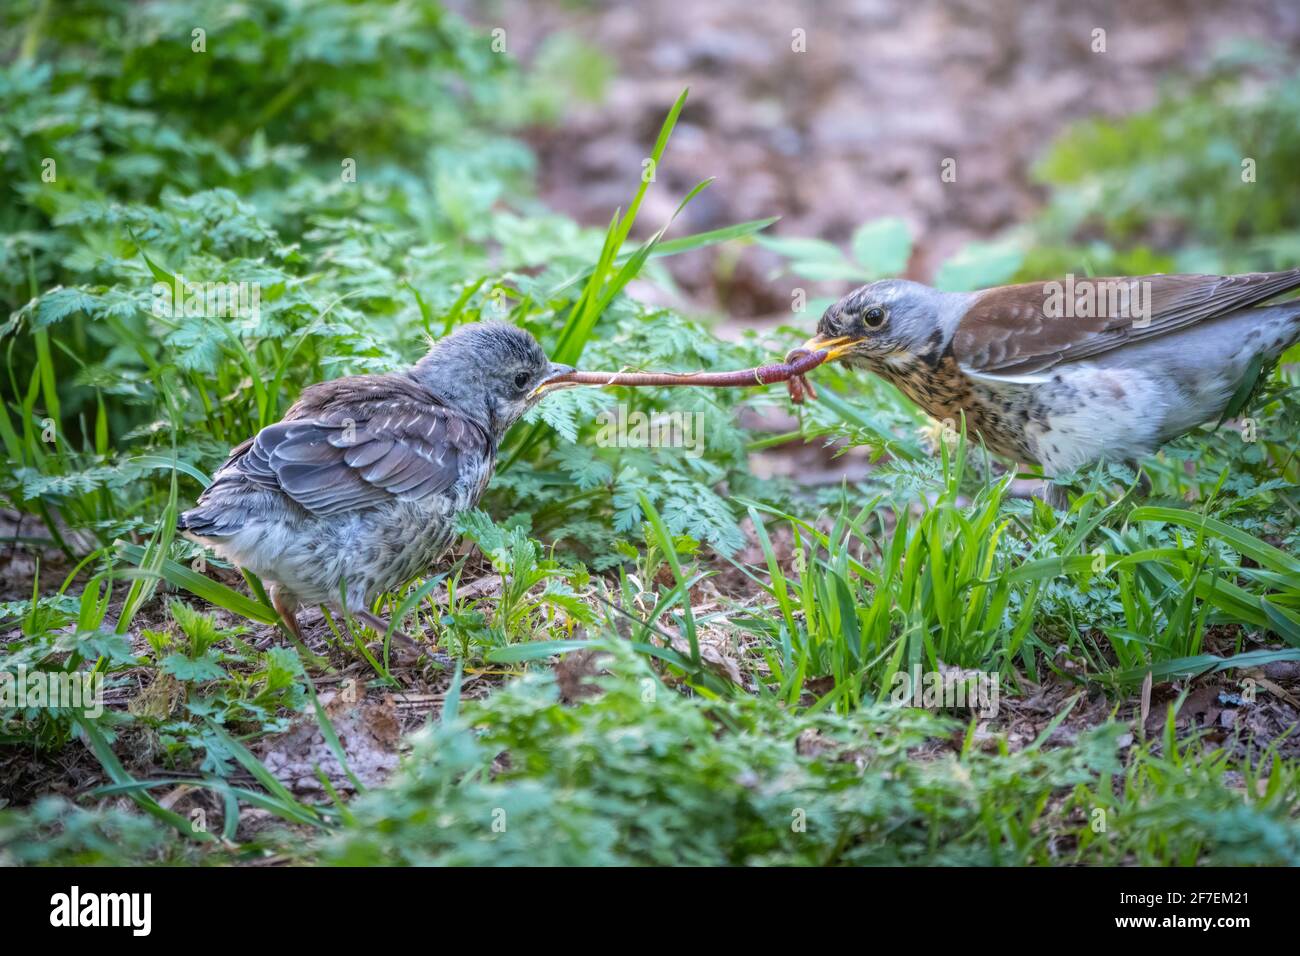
[
  {"left": 456, "top": 510, "right": 593, "bottom": 652},
  {"left": 321, "top": 641, "right": 1300, "bottom": 866}
]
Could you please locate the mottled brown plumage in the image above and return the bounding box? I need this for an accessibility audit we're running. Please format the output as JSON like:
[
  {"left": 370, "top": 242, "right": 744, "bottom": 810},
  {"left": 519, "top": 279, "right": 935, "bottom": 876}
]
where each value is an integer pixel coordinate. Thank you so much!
[
  {"left": 955, "top": 271, "right": 1300, "bottom": 375},
  {"left": 801, "top": 270, "right": 1300, "bottom": 503}
]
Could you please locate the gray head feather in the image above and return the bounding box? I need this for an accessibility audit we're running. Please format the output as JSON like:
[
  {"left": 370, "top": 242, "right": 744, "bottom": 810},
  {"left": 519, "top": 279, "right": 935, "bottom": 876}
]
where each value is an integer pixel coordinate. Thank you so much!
[
  {"left": 411, "top": 322, "right": 557, "bottom": 440},
  {"left": 818, "top": 280, "right": 973, "bottom": 367}
]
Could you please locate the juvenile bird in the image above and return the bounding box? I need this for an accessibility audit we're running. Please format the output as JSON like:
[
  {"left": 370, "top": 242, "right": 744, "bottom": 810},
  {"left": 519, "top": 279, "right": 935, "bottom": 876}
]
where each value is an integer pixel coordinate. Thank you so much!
[
  {"left": 800, "top": 270, "right": 1300, "bottom": 502},
  {"left": 179, "top": 322, "right": 574, "bottom": 645}
]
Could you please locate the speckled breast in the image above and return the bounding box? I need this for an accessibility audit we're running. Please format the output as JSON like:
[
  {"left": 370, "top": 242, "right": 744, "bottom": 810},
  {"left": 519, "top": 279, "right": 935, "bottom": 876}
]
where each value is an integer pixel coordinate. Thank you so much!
[{"left": 878, "top": 355, "right": 1039, "bottom": 464}]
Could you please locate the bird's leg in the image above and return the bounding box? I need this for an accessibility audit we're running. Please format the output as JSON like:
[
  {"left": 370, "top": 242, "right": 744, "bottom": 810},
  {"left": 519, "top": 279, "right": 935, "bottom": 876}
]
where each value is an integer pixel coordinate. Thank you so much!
[
  {"left": 270, "top": 587, "right": 304, "bottom": 641},
  {"left": 1040, "top": 482, "right": 1071, "bottom": 511},
  {"left": 1126, "top": 460, "right": 1153, "bottom": 498},
  {"left": 350, "top": 606, "right": 406, "bottom": 640},
  {"left": 350, "top": 606, "right": 450, "bottom": 667}
]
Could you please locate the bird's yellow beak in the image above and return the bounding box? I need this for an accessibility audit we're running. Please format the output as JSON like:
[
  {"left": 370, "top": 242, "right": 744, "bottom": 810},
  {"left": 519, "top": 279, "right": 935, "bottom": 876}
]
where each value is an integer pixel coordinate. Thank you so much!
[
  {"left": 530, "top": 363, "right": 578, "bottom": 399},
  {"left": 800, "top": 334, "right": 861, "bottom": 360}
]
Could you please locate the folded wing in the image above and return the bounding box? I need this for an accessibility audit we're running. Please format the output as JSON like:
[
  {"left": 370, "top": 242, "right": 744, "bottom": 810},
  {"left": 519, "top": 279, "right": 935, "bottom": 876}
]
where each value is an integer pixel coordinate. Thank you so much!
[
  {"left": 955, "top": 269, "right": 1300, "bottom": 379},
  {"left": 223, "top": 394, "right": 491, "bottom": 517}
]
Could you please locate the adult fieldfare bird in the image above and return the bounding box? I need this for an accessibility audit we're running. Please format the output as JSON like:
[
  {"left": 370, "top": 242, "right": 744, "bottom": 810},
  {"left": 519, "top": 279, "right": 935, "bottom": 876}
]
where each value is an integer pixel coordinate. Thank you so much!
[
  {"left": 800, "top": 270, "right": 1300, "bottom": 502},
  {"left": 179, "top": 322, "right": 573, "bottom": 642}
]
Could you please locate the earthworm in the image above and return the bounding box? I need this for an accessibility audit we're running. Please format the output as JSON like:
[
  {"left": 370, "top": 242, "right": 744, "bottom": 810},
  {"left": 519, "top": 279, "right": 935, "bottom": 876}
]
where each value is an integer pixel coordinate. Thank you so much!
[{"left": 551, "top": 348, "right": 828, "bottom": 404}]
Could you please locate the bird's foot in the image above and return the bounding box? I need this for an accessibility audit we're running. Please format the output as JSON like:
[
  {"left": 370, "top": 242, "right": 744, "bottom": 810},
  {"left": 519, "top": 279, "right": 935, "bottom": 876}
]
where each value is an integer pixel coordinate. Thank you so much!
[{"left": 350, "top": 607, "right": 452, "bottom": 667}]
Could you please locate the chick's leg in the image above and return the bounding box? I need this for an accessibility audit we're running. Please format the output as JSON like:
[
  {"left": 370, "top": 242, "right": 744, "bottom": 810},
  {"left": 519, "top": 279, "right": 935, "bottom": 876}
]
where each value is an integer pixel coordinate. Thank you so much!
[
  {"left": 270, "top": 586, "right": 304, "bottom": 641},
  {"left": 351, "top": 606, "right": 451, "bottom": 667}
]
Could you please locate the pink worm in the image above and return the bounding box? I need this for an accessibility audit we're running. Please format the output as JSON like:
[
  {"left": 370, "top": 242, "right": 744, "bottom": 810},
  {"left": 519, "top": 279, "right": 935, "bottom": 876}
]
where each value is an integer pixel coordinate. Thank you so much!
[{"left": 550, "top": 349, "right": 828, "bottom": 403}]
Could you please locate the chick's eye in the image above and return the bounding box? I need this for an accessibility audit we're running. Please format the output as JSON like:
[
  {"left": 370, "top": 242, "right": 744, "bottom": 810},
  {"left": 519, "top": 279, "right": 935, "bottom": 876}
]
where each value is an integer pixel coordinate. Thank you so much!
[
  {"left": 514, "top": 371, "right": 531, "bottom": 390},
  {"left": 864, "top": 307, "right": 886, "bottom": 328}
]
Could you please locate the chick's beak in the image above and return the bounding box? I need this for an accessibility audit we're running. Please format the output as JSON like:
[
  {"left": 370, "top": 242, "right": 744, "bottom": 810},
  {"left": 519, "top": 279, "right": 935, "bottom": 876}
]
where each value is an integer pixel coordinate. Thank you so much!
[
  {"left": 799, "top": 334, "right": 862, "bottom": 360},
  {"left": 530, "top": 363, "right": 577, "bottom": 399}
]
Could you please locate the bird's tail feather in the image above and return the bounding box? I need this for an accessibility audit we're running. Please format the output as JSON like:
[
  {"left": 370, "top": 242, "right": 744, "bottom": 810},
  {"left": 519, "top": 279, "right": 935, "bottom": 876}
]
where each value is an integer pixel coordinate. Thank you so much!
[{"left": 176, "top": 502, "right": 243, "bottom": 539}]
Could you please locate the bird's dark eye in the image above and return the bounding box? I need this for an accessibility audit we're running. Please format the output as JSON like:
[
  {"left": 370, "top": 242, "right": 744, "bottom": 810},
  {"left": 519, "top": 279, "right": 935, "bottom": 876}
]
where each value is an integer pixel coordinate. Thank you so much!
[
  {"left": 864, "top": 307, "right": 887, "bottom": 328},
  {"left": 514, "top": 371, "right": 531, "bottom": 390}
]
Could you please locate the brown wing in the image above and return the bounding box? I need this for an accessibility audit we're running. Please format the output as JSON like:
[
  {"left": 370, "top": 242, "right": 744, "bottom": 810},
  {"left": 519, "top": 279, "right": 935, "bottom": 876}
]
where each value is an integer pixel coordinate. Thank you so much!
[
  {"left": 953, "top": 269, "right": 1300, "bottom": 377},
  {"left": 225, "top": 374, "right": 492, "bottom": 516}
]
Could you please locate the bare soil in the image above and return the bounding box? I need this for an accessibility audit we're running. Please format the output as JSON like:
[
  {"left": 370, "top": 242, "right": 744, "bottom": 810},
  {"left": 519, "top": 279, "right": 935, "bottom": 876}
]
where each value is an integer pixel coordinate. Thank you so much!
[{"left": 465, "top": 0, "right": 1300, "bottom": 317}]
